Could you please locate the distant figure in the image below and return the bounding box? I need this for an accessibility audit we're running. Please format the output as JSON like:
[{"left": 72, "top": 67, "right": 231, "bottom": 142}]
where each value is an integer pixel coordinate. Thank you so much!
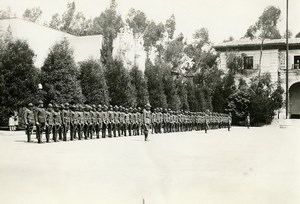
[
  {"left": 143, "top": 103, "right": 151, "bottom": 141},
  {"left": 246, "top": 113, "right": 250, "bottom": 129},
  {"left": 9, "top": 115, "right": 15, "bottom": 131}
]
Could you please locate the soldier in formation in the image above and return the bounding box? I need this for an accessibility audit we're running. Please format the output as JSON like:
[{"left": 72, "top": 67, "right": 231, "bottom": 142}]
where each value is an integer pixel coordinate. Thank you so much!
[{"left": 23, "top": 101, "right": 232, "bottom": 143}]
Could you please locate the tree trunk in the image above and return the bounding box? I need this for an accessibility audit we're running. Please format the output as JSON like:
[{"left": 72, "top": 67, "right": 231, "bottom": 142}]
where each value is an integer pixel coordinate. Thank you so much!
[{"left": 258, "top": 38, "right": 265, "bottom": 80}]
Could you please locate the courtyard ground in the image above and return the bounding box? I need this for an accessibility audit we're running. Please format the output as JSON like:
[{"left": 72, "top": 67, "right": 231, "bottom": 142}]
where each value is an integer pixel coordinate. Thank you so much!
[{"left": 0, "top": 126, "right": 300, "bottom": 204}]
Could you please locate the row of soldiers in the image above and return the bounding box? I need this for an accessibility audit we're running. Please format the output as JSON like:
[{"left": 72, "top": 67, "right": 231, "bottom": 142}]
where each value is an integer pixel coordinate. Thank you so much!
[{"left": 23, "top": 100, "right": 232, "bottom": 143}]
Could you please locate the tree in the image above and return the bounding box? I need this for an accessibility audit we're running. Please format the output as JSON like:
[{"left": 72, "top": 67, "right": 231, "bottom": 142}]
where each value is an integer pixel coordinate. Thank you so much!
[
  {"left": 0, "top": 38, "right": 39, "bottom": 125},
  {"left": 0, "top": 7, "right": 15, "bottom": 19},
  {"left": 244, "top": 6, "right": 281, "bottom": 77},
  {"left": 145, "top": 59, "right": 167, "bottom": 109},
  {"left": 295, "top": 32, "right": 300, "bottom": 38},
  {"left": 126, "top": 8, "right": 148, "bottom": 34},
  {"left": 225, "top": 51, "right": 244, "bottom": 74},
  {"left": 79, "top": 59, "right": 109, "bottom": 105},
  {"left": 143, "top": 21, "right": 165, "bottom": 51},
  {"left": 105, "top": 59, "right": 136, "bottom": 107},
  {"left": 92, "top": 0, "right": 123, "bottom": 65},
  {"left": 47, "top": 2, "right": 93, "bottom": 36},
  {"left": 41, "top": 39, "right": 84, "bottom": 105},
  {"left": 165, "top": 14, "right": 176, "bottom": 39},
  {"left": 23, "top": 7, "right": 42, "bottom": 23},
  {"left": 129, "top": 66, "right": 149, "bottom": 107}
]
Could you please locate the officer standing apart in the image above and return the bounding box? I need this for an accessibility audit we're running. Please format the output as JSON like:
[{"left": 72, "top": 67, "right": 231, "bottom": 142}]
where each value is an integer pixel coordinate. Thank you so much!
[{"left": 143, "top": 103, "right": 151, "bottom": 141}]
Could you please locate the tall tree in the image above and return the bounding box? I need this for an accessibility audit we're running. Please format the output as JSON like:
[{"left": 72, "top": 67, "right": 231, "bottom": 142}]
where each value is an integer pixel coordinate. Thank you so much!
[
  {"left": 296, "top": 32, "right": 300, "bottom": 38},
  {"left": 105, "top": 59, "right": 136, "bottom": 107},
  {"left": 165, "top": 14, "right": 176, "bottom": 39},
  {"left": 92, "top": 0, "right": 123, "bottom": 65},
  {"left": 0, "top": 38, "right": 39, "bottom": 125},
  {"left": 145, "top": 59, "right": 167, "bottom": 109},
  {"left": 23, "top": 7, "right": 42, "bottom": 23},
  {"left": 126, "top": 8, "right": 148, "bottom": 34},
  {"left": 129, "top": 66, "right": 149, "bottom": 107},
  {"left": 41, "top": 39, "right": 84, "bottom": 104},
  {"left": 244, "top": 6, "right": 281, "bottom": 77},
  {"left": 79, "top": 59, "right": 109, "bottom": 105}
]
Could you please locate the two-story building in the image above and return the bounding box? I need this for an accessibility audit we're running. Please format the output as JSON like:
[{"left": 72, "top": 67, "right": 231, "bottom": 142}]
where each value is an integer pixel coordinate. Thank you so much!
[{"left": 214, "top": 38, "right": 300, "bottom": 118}]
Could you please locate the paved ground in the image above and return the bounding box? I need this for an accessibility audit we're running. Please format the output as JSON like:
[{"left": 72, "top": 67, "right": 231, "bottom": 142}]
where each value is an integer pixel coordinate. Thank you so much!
[{"left": 0, "top": 126, "right": 300, "bottom": 204}]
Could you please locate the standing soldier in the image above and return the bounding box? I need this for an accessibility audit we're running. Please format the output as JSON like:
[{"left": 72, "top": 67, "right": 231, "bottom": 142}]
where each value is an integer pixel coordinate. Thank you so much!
[
  {"left": 128, "top": 107, "right": 133, "bottom": 136},
  {"left": 83, "top": 105, "right": 90, "bottom": 139},
  {"left": 124, "top": 108, "right": 129, "bottom": 136},
  {"left": 114, "top": 106, "right": 121, "bottom": 137},
  {"left": 246, "top": 113, "right": 250, "bottom": 129},
  {"left": 102, "top": 105, "right": 108, "bottom": 138},
  {"left": 163, "top": 109, "right": 168, "bottom": 133},
  {"left": 95, "top": 105, "right": 102, "bottom": 139},
  {"left": 53, "top": 104, "right": 62, "bottom": 142},
  {"left": 70, "top": 105, "right": 78, "bottom": 141},
  {"left": 204, "top": 110, "right": 209, "bottom": 133},
  {"left": 77, "top": 105, "right": 84, "bottom": 140},
  {"left": 228, "top": 113, "right": 232, "bottom": 131},
  {"left": 119, "top": 106, "right": 125, "bottom": 136},
  {"left": 24, "top": 103, "right": 35, "bottom": 143},
  {"left": 137, "top": 107, "right": 142, "bottom": 135},
  {"left": 34, "top": 100, "right": 46, "bottom": 144},
  {"left": 61, "top": 103, "right": 71, "bottom": 141},
  {"left": 90, "top": 105, "right": 97, "bottom": 139},
  {"left": 45, "top": 103, "right": 54, "bottom": 143},
  {"left": 107, "top": 105, "right": 113, "bottom": 138},
  {"left": 143, "top": 103, "right": 151, "bottom": 141},
  {"left": 112, "top": 106, "right": 118, "bottom": 137}
]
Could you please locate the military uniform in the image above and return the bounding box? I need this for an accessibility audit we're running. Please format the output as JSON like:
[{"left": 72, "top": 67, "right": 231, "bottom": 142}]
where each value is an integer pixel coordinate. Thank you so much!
[
  {"left": 107, "top": 105, "right": 114, "bottom": 137},
  {"left": 102, "top": 105, "right": 108, "bottom": 138},
  {"left": 61, "top": 103, "right": 71, "bottom": 141},
  {"left": 34, "top": 100, "right": 46, "bottom": 143},
  {"left": 70, "top": 105, "right": 78, "bottom": 141},
  {"left": 124, "top": 108, "right": 130, "bottom": 136},
  {"left": 143, "top": 103, "right": 151, "bottom": 141},
  {"left": 83, "top": 105, "right": 91, "bottom": 139},
  {"left": 24, "top": 103, "right": 35, "bottom": 142},
  {"left": 95, "top": 105, "right": 103, "bottom": 139},
  {"left": 53, "top": 104, "right": 62, "bottom": 142},
  {"left": 45, "top": 104, "right": 54, "bottom": 143}
]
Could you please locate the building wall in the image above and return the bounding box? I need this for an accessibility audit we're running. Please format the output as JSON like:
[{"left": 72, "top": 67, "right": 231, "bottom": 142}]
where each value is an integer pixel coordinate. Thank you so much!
[{"left": 219, "top": 49, "right": 279, "bottom": 82}]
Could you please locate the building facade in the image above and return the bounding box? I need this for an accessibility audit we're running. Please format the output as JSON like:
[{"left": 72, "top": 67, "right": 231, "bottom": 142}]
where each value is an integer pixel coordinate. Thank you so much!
[{"left": 214, "top": 38, "right": 300, "bottom": 118}]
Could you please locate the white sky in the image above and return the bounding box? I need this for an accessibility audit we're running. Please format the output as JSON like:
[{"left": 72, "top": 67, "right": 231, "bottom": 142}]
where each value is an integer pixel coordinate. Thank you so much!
[{"left": 1, "top": 0, "right": 299, "bottom": 44}]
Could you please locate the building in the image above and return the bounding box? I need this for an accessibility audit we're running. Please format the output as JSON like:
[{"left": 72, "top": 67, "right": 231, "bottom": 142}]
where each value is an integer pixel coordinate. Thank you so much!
[
  {"left": 0, "top": 18, "right": 102, "bottom": 67},
  {"left": 112, "top": 25, "right": 146, "bottom": 71},
  {"left": 214, "top": 38, "right": 300, "bottom": 118}
]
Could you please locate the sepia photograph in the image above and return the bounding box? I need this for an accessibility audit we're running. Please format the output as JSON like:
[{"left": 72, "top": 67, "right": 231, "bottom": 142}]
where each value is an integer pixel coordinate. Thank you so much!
[{"left": 0, "top": 0, "right": 300, "bottom": 203}]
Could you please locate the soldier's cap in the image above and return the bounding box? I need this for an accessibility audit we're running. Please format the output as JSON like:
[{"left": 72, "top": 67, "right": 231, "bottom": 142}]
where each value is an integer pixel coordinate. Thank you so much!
[
  {"left": 114, "top": 105, "right": 119, "bottom": 110},
  {"left": 53, "top": 104, "right": 59, "bottom": 108},
  {"left": 28, "top": 103, "right": 33, "bottom": 107},
  {"left": 129, "top": 107, "right": 133, "bottom": 110},
  {"left": 60, "top": 104, "right": 65, "bottom": 109},
  {"left": 38, "top": 100, "right": 43, "bottom": 104},
  {"left": 137, "top": 107, "right": 141, "bottom": 110},
  {"left": 98, "top": 104, "right": 102, "bottom": 108},
  {"left": 48, "top": 103, "right": 53, "bottom": 108},
  {"left": 145, "top": 103, "right": 151, "bottom": 107},
  {"left": 65, "top": 103, "right": 69, "bottom": 107},
  {"left": 103, "top": 105, "right": 108, "bottom": 109}
]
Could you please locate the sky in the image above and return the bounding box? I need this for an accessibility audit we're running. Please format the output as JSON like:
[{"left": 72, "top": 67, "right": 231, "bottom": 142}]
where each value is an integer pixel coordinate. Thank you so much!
[{"left": 0, "top": 0, "right": 299, "bottom": 44}]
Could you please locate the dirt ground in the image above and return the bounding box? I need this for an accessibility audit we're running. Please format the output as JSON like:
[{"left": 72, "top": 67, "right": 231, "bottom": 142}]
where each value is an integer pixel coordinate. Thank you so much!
[{"left": 0, "top": 126, "right": 300, "bottom": 204}]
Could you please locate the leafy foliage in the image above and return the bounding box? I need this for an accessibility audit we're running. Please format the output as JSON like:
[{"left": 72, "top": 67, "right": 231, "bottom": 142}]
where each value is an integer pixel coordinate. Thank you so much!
[
  {"left": 41, "top": 39, "right": 84, "bottom": 105},
  {"left": 126, "top": 8, "right": 148, "bottom": 34},
  {"left": 0, "top": 38, "right": 39, "bottom": 125},
  {"left": 23, "top": 7, "right": 42, "bottom": 23},
  {"left": 79, "top": 59, "right": 109, "bottom": 105},
  {"left": 105, "top": 59, "right": 136, "bottom": 107},
  {"left": 129, "top": 66, "right": 149, "bottom": 107}
]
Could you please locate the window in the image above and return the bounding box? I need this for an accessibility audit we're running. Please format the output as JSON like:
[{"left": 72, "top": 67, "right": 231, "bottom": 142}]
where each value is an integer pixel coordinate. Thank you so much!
[
  {"left": 294, "top": 56, "right": 300, "bottom": 69},
  {"left": 244, "top": 56, "right": 253, "bottom": 69}
]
